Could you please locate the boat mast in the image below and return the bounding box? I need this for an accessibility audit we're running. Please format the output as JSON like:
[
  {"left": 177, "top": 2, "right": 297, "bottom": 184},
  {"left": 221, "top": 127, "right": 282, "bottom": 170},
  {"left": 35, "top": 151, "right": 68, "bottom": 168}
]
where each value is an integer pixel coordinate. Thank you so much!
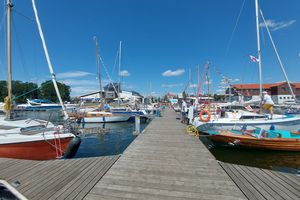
[
  {"left": 93, "top": 36, "right": 103, "bottom": 100},
  {"left": 6, "top": 0, "right": 13, "bottom": 120},
  {"left": 118, "top": 41, "right": 122, "bottom": 105},
  {"left": 255, "top": 0, "right": 263, "bottom": 97},
  {"left": 31, "top": 0, "right": 69, "bottom": 119}
]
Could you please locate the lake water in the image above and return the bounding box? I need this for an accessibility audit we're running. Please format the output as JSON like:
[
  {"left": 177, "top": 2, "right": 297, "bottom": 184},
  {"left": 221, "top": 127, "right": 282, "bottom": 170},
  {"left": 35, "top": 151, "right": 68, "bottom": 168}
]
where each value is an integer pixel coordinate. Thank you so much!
[
  {"left": 74, "top": 122, "right": 149, "bottom": 158},
  {"left": 200, "top": 137, "right": 300, "bottom": 175}
]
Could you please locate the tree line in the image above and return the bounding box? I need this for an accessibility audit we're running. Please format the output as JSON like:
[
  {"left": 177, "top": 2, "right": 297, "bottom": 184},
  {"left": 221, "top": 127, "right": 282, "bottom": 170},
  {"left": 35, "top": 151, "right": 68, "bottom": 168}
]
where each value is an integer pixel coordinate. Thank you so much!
[{"left": 0, "top": 80, "right": 71, "bottom": 103}]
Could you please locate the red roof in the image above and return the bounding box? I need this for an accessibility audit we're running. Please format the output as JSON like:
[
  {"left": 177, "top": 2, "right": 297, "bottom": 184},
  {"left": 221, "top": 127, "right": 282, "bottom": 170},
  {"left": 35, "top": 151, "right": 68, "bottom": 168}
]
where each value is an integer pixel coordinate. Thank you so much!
[{"left": 232, "top": 82, "right": 300, "bottom": 89}]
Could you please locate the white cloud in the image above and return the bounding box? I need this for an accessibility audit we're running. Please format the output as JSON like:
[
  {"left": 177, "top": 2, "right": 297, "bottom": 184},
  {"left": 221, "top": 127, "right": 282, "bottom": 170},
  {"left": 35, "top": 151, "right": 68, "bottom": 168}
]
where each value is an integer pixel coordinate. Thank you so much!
[
  {"left": 259, "top": 19, "right": 296, "bottom": 31},
  {"left": 162, "top": 69, "right": 185, "bottom": 77},
  {"left": 189, "top": 84, "right": 198, "bottom": 88},
  {"left": 161, "top": 83, "right": 184, "bottom": 88},
  {"left": 119, "top": 70, "right": 130, "bottom": 77},
  {"left": 56, "top": 71, "right": 93, "bottom": 79}
]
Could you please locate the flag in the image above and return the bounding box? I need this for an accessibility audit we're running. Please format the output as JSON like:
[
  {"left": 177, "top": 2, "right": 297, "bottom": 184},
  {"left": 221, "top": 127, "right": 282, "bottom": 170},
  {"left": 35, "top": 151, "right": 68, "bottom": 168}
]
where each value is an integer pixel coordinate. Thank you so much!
[{"left": 249, "top": 55, "right": 259, "bottom": 62}]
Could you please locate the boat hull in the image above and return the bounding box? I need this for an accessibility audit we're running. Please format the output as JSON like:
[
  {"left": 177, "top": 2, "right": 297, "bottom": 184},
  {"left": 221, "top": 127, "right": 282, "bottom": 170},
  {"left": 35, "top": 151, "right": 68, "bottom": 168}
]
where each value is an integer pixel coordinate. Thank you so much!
[
  {"left": 207, "top": 133, "right": 300, "bottom": 151},
  {"left": 0, "top": 137, "right": 73, "bottom": 160},
  {"left": 82, "top": 115, "right": 130, "bottom": 123},
  {"left": 195, "top": 117, "right": 300, "bottom": 133}
]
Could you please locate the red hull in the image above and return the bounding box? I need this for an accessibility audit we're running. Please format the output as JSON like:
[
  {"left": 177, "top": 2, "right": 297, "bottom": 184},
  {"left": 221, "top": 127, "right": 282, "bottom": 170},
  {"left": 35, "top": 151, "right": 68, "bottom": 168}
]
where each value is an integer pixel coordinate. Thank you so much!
[
  {"left": 0, "top": 137, "right": 73, "bottom": 160},
  {"left": 208, "top": 132, "right": 300, "bottom": 151}
]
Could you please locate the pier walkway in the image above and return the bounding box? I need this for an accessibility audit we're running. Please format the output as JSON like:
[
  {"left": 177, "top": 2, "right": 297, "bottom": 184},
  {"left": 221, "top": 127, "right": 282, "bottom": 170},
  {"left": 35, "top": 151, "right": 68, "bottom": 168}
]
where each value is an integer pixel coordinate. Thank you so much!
[
  {"left": 85, "top": 108, "right": 246, "bottom": 200},
  {"left": 0, "top": 156, "right": 119, "bottom": 200}
]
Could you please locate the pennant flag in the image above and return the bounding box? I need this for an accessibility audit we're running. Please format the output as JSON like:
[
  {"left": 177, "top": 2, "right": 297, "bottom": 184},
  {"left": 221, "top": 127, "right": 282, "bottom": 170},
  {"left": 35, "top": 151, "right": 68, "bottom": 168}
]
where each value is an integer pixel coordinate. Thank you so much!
[{"left": 249, "top": 55, "right": 259, "bottom": 62}]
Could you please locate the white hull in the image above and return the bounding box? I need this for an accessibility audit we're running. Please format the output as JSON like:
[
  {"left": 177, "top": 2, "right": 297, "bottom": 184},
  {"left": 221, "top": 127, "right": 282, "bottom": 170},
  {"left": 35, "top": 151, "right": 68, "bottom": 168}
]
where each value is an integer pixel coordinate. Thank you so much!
[
  {"left": 193, "top": 116, "right": 300, "bottom": 132},
  {"left": 82, "top": 115, "right": 130, "bottom": 123}
]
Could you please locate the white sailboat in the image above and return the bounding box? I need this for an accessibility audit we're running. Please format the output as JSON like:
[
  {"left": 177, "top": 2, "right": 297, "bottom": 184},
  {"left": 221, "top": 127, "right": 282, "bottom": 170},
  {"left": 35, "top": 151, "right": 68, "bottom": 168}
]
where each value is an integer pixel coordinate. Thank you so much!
[
  {"left": 76, "top": 38, "right": 130, "bottom": 123},
  {"left": 0, "top": 0, "right": 80, "bottom": 160},
  {"left": 193, "top": 0, "right": 300, "bottom": 133}
]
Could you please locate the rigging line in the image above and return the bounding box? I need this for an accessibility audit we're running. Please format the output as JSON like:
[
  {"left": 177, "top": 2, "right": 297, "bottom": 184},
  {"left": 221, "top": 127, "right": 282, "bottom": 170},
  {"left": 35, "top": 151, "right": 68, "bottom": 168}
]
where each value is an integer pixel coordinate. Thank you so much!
[
  {"left": 225, "top": 0, "right": 246, "bottom": 55},
  {"left": 98, "top": 54, "right": 119, "bottom": 95},
  {"left": 12, "top": 8, "right": 34, "bottom": 22},
  {"left": 260, "top": 8, "right": 297, "bottom": 102},
  {"left": 111, "top": 48, "right": 120, "bottom": 80}
]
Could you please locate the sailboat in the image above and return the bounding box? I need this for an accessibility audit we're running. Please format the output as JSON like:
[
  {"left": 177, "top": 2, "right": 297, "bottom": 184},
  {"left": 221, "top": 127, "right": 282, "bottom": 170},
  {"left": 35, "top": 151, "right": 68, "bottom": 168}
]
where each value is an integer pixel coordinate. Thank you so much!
[
  {"left": 192, "top": 0, "right": 300, "bottom": 133},
  {"left": 0, "top": 0, "right": 80, "bottom": 160},
  {"left": 74, "top": 38, "right": 130, "bottom": 123}
]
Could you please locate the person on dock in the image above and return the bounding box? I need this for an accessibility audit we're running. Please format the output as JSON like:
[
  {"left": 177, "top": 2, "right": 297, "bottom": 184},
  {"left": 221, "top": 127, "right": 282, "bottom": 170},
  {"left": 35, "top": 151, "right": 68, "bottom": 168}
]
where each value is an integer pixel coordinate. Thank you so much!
[
  {"left": 261, "top": 91, "right": 274, "bottom": 119},
  {"left": 187, "top": 102, "right": 195, "bottom": 124},
  {"left": 181, "top": 99, "right": 188, "bottom": 124}
]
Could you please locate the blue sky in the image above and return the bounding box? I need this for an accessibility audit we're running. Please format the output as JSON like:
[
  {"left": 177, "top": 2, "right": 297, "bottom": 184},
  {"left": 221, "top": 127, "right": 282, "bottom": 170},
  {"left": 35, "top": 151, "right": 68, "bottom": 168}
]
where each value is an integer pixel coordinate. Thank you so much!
[{"left": 0, "top": 0, "right": 299, "bottom": 97}]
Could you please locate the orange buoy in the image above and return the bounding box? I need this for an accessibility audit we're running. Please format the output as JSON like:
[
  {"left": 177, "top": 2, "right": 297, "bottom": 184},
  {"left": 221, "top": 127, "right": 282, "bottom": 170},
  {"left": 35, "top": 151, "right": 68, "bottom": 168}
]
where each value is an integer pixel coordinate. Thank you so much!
[{"left": 199, "top": 110, "right": 211, "bottom": 122}]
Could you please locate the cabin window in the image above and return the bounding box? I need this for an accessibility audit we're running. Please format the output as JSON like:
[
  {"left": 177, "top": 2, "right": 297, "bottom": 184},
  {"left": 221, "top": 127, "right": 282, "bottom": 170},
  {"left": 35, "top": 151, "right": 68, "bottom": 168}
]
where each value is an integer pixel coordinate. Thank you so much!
[{"left": 279, "top": 97, "right": 282, "bottom": 99}]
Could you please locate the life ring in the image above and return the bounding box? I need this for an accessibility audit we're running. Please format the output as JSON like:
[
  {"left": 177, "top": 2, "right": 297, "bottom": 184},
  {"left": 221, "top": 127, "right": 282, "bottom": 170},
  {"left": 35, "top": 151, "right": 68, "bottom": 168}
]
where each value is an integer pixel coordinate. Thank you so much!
[{"left": 199, "top": 110, "right": 211, "bottom": 122}]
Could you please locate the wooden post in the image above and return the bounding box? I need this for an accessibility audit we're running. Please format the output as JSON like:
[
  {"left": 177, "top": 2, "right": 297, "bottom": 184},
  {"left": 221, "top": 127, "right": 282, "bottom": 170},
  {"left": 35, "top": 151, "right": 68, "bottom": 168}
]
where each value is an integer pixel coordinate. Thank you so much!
[{"left": 134, "top": 114, "right": 140, "bottom": 135}]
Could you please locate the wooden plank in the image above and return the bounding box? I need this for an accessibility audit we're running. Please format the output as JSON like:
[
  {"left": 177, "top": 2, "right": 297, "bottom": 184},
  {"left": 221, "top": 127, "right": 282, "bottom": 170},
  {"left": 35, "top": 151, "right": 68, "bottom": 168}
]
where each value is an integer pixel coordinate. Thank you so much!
[
  {"left": 269, "top": 170, "right": 300, "bottom": 191},
  {"left": 50, "top": 157, "right": 109, "bottom": 200},
  {"left": 260, "top": 169, "right": 300, "bottom": 198},
  {"left": 233, "top": 164, "right": 282, "bottom": 200},
  {"left": 72, "top": 156, "right": 120, "bottom": 200},
  {"left": 245, "top": 166, "right": 299, "bottom": 200},
  {"left": 28, "top": 158, "right": 96, "bottom": 200},
  {"left": 19, "top": 159, "right": 79, "bottom": 193},
  {"left": 220, "top": 163, "right": 261, "bottom": 200}
]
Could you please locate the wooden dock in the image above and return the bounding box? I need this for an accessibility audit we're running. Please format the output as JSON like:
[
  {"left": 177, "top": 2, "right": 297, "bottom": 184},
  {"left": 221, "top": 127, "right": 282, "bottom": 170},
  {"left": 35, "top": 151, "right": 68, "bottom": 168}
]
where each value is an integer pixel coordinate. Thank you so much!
[
  {"left": 0, "top": 108, "right": 299, "bottom": 199},
  {"left": 220, "top": 162, "right": 300, "bottom": 200},
  {"left": 84, "top": 108, "right": 246, "bottom": 200},
  {"left": 0, "top": 156, "right": 119, "bottom": 200}
]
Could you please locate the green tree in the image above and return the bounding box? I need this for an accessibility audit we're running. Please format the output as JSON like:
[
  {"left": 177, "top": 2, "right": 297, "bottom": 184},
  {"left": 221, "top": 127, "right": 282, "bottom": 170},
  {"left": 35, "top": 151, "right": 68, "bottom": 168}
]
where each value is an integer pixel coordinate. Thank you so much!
[
  {"left": 0, "top": 81, "right": 7, "bottom": 102},
  {"left": 0, "top": 80, "right": 39, "bottom": 103},
  {"left": 40, "top": 80, "right": 71, "bottom": 102}
]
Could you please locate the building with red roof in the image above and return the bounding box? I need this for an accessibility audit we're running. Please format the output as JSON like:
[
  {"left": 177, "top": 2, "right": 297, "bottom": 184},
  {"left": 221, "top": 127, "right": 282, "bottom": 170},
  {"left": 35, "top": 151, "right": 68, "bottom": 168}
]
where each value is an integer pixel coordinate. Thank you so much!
[{"left": 227, "top": 81, "right": 300, "bottom": 104}]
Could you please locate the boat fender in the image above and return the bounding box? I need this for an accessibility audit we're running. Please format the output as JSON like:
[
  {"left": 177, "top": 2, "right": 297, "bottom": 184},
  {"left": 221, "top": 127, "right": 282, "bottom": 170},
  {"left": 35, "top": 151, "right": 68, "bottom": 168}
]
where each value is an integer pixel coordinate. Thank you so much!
[
  {"left": 63, "top": 136, "right": 81, "bottom": 159},
  {"left": 199, "top": 110, "right": 211, "bottom": 122}
]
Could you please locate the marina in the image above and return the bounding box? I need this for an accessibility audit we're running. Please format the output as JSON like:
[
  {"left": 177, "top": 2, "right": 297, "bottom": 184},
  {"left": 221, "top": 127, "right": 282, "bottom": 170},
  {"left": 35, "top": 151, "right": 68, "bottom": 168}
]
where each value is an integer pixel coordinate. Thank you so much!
[
  {"left": 0, "top": 0, "right": 300, "bottom": 199},
  {"left": 0, "top": 108, "right": 299, "bottom": 199}
]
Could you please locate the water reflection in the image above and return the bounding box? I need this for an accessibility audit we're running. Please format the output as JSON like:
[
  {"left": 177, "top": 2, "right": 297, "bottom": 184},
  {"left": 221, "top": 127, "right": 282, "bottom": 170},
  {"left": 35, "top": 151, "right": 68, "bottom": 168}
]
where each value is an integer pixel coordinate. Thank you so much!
[
  {"left": 200, "top": 137, "right": 300, "bottom": 174},
  {"left": 74, "top": 122, "right": 148, "bottom": 158}
]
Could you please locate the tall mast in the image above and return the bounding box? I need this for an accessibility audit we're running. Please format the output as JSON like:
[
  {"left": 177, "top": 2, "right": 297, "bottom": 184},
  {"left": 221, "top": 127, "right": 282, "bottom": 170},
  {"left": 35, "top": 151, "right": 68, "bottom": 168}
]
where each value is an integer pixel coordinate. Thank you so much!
[
  {"left": 255, "top": 0, "right": 263, "bottom": 97},
  {"left": 32, "top": 0, "right": 69, "bottom": 119},
  {"left": 118, "top": 41, "right": 122, "bottom": 105},
  {"left": 93, "top": 36, "right": 103, "bottom": 99},
  {"left": 6, "top": 0, "right": 13, "bottom": 119}
]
